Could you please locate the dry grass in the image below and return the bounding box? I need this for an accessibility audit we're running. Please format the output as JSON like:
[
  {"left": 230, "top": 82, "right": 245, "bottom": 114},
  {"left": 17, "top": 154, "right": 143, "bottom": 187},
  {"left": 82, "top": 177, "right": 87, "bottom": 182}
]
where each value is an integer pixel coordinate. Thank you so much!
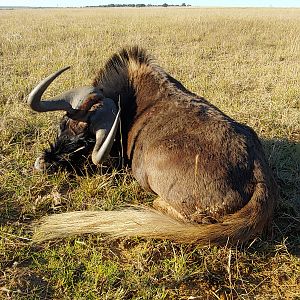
[{"left": 0, "top": 7, "right": 299, "bottom": 299}]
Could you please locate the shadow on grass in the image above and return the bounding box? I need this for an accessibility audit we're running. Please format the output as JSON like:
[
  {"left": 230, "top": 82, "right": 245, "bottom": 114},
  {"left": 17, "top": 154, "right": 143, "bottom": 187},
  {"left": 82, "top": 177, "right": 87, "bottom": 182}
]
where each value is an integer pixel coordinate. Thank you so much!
[{"left": 261, "top": 138, "right": 300, "bottom": 256}]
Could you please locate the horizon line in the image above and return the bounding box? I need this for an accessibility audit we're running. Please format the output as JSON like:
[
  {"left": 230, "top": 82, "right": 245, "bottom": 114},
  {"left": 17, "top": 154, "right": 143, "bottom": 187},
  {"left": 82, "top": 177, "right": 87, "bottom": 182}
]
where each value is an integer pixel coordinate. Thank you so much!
[{"left": 1, "top": 5, "right": 300, "bottom": 8}]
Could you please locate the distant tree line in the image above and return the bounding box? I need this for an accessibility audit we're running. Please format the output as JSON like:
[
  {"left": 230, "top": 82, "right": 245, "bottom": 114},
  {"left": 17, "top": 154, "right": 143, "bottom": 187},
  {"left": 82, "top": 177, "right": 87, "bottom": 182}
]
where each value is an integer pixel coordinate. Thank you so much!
[{"left": 86, "top": 3, "right": 190, "bottom": 8}]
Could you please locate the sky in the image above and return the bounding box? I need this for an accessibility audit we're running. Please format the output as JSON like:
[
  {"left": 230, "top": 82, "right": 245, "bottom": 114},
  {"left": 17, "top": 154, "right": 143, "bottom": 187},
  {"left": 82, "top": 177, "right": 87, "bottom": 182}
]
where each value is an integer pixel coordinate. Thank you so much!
[{"left": 1, "top": 0, "right": 300, "bottom": 7}]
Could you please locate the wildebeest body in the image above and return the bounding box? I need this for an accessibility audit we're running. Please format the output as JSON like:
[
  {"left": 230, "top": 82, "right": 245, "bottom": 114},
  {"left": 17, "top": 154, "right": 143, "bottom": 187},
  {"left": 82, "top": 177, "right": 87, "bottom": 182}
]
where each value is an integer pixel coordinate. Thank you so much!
[{"left": 30, "top": 47, "right": 277, "bottom": 245}]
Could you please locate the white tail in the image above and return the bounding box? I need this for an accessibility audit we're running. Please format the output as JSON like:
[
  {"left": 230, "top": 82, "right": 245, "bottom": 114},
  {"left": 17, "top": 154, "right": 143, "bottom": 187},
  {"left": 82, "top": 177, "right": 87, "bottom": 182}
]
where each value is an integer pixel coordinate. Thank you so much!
[{"left": 34, "top": 208, "right": 199, "bottom": 242}]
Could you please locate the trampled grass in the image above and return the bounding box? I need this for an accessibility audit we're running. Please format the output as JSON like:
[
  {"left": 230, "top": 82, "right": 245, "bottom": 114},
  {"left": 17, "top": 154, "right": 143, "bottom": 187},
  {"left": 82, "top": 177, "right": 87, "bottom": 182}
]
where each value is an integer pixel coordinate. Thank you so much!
[{"left": 0, "top": 7, "right": 299, "bottom": 299}]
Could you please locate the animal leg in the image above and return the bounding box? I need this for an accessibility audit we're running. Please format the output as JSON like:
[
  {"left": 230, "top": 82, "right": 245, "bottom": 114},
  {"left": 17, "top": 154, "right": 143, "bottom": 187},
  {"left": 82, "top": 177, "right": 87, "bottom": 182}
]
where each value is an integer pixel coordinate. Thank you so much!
[{"left": 153, "top": 197, "right": 188, "bottom": 222}]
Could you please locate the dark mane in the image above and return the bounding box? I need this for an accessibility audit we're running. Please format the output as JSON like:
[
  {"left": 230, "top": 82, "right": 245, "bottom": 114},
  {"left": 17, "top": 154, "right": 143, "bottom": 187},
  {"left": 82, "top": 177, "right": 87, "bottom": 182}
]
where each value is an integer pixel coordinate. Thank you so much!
[
  {"left": 93, "top": 46, "right": 195, "bottom": 100},
  {"left": 93, "top": 46, "right": 155, "bottom": 87}
]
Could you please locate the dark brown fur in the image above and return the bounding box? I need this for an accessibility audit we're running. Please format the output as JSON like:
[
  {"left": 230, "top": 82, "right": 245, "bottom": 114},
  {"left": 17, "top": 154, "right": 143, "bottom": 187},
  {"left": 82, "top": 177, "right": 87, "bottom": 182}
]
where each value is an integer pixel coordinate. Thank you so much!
[{"left": 92, "top": 47, "right": 277, "bottom": 229}]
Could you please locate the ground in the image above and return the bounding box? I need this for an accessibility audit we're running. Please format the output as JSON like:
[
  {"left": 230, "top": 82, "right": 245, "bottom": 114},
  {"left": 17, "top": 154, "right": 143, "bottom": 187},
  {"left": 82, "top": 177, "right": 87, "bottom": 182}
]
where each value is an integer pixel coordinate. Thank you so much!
[{"left": 0, "top": 7, "right": 299, "bottom": 299}]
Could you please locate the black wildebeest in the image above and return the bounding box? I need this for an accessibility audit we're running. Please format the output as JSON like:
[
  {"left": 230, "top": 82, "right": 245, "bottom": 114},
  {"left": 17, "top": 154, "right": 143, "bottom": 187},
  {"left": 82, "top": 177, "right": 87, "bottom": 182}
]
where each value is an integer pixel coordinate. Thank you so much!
[{"left": 28, "top": 46, "right": 277, "bottom": 245}]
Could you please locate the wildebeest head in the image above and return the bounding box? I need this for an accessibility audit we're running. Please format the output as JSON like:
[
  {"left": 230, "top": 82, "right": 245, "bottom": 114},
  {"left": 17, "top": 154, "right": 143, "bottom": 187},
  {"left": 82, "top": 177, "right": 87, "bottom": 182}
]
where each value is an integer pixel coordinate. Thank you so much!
[{"left": 28, "top": 67, "right": 120, "bottom": 172}]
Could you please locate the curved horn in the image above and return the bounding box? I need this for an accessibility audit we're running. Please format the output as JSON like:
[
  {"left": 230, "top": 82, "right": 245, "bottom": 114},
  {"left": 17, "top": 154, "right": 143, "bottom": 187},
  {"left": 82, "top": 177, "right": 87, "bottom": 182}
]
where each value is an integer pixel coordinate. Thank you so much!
[
  {"left": 91, "top": 99, "right": 120, "bottom": 165},
  {"left": 28, "top": 66, "right": 74, "bottom": 113}
]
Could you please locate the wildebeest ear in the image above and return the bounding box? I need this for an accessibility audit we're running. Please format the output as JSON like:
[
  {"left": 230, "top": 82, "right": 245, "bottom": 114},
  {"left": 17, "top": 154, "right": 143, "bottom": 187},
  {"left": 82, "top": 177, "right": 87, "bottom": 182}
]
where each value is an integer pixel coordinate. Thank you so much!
[
  {"left": 90, "top": 98, "right": 120, "bottom": 165},
  {"left": 65, "top": 92, "right": 104, "bottom": 122}
]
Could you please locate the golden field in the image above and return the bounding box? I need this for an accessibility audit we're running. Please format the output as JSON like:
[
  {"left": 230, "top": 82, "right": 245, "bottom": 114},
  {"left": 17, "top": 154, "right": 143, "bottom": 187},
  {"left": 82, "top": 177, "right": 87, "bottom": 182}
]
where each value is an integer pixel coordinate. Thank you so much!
[{"left": 0, "top": 7, "right": 299, "bottom": 299}]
